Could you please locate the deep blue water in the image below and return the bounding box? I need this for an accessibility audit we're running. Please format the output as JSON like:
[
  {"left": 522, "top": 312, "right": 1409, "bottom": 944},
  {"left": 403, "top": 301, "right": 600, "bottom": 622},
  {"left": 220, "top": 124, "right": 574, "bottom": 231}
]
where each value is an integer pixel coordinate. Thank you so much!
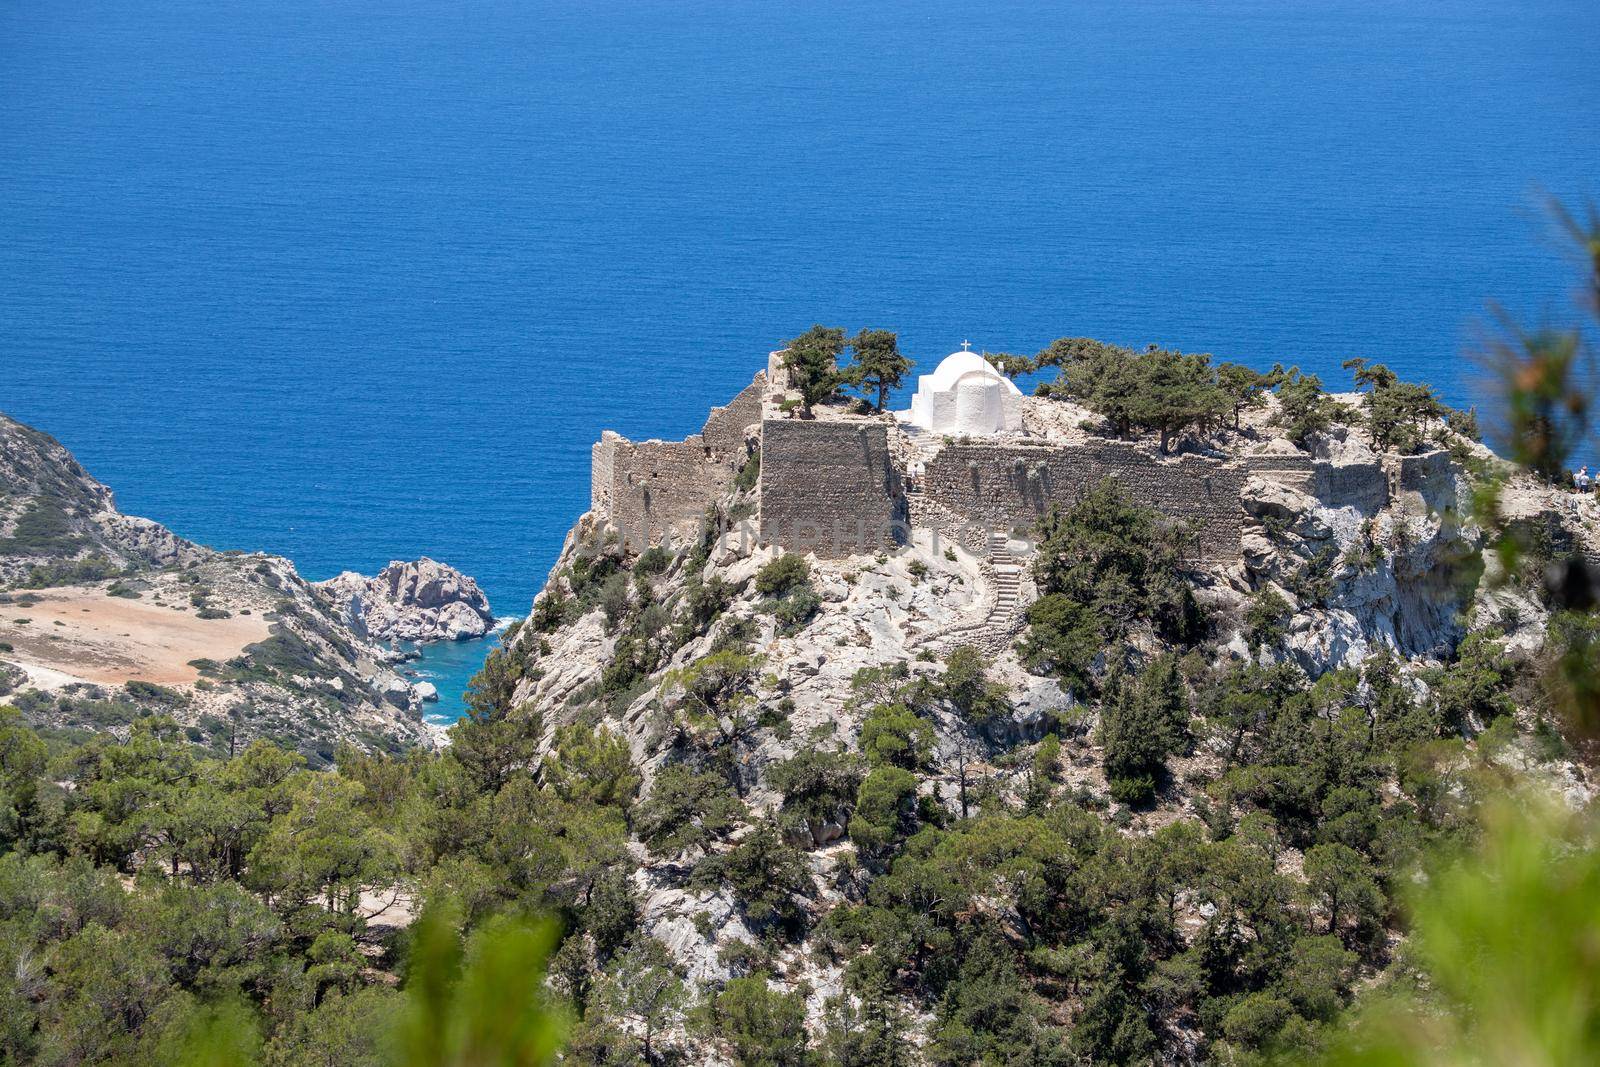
[{"left": 3, "top": 0, "right": 1597, "bottom": 721}]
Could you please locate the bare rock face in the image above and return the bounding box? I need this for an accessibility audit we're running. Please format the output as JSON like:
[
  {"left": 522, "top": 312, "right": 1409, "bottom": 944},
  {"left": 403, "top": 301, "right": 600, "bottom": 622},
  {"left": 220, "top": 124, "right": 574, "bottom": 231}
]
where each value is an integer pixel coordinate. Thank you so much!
[
  {"left": 0, "top": 412, "right": 208, "bottom": 584},
  {"left": 317, "top": 558, "right": 495, "bottom": 643}
]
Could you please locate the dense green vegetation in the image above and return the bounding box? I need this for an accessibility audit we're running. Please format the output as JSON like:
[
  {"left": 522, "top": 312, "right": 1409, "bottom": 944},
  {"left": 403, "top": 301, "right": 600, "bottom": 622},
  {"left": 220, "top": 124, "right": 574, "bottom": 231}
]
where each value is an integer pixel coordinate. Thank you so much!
[
  {"left": 0, "top": 501, "right": 84, "bottom": 558},
  {"left": 0, "top": 539, "right": 1587, "bottom": 1066},
  {"left": 778, "top": 326, "right": 910, "bottom": 417},
  {"left": 844, "top": 330, "right": 911, "bottom": 413},
  {"left": 1021, "top": 478, "right": 1204, "bottom": 694},
  {"left": 999, "top": 336, "right": 1468, "bottom": 456}
]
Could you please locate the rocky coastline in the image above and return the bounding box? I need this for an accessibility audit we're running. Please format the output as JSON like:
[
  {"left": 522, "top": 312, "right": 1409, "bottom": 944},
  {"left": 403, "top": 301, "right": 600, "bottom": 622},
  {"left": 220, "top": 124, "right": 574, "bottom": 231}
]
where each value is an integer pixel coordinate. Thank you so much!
[
  {"left": 0, "top": 411, "right": 468, "bottom": 764},
  {"left": 315, "top": 557, "right": 495, "bottom": 644}
]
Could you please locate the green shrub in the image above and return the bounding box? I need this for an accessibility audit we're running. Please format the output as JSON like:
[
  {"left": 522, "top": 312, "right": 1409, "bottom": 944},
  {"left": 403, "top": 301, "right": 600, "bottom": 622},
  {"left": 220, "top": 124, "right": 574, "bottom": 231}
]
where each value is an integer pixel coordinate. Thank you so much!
[
  {"left": 704, "top": 975, "right": 810, "bottom": 1067},
  {"left": 849, "top": 766, "right": 919, "bottom": 856},
  {"left": 635, "top": 546, "right": 671, "bottom": 575},
  {"left": 691, "top": 822, "right": 812, "bottom": 934},
  {"left": 734, "top": 448, "right": 761, "bottom": 493},
  {"left": 1245, "top": 587, "right": 1293, "bottom": 655},
  {"left": 755, "top": 554, "right": 810, "bottom": 598},
  {"left": 21, "top": 554, "right": 119, "bottom": 589},
  {"left": 769, "top": 747, "right": 864, "bottom": 842},
  {"left": 125, "top": 680, "right": 185, "bottom": 705},
  {"left": 530, "top": 590, "right": 575, "bottom": 633},
  {"left": 859, "top": 702, "right": 934, "bottom": 771},
  {"left": 0, "top": 500, "right": 81, "bottom": 556},
  {"left": 770, "top": 586, "right": 820, "bottom": 636}
]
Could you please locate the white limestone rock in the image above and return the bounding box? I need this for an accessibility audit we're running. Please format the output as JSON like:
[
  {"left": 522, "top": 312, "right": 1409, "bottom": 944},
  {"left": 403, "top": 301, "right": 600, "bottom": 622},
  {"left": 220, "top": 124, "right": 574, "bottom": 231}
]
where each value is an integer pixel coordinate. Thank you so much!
[
  {"left": 1240, "top": 475, "right": 1331, "bottom": 541},
  {"left": 316, "top": 557, "right": 494, "bottom": 644}
]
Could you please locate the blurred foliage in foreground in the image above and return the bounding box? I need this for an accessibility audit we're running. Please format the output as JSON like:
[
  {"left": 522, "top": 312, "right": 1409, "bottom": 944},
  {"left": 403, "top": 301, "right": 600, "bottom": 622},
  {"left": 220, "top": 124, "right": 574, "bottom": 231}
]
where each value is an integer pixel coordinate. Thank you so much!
[
  {"left": 1308, "top": 199, "right": 1600, "bottom": 1067},
  {"left": 168, "top": 906, "right": 563, "bottom": 1067},
  {"left": 1313, "top": 796, "right": 1599, "bottom": 1067}
]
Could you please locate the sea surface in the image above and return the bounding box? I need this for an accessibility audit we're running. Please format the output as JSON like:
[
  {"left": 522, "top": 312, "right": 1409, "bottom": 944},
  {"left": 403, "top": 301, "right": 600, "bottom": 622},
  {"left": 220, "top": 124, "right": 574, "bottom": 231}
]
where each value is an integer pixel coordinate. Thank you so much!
[{"left": 3, "top": 0, "right": 1597, "bottom": 722}]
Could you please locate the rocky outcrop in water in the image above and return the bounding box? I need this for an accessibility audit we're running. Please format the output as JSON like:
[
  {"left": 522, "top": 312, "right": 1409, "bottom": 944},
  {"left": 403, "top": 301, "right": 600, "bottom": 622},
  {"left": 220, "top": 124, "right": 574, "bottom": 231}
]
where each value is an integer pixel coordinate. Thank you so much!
[{"left": 315, "top": 557, "right": 494, "bottom": 643}]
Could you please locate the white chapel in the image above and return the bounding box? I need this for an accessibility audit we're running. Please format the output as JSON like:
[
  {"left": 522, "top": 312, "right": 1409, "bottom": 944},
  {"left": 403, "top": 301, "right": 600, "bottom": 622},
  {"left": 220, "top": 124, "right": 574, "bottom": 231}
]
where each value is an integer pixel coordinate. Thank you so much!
[{"left": 901, "top": 343, "right": 1024, "bottom": 436}]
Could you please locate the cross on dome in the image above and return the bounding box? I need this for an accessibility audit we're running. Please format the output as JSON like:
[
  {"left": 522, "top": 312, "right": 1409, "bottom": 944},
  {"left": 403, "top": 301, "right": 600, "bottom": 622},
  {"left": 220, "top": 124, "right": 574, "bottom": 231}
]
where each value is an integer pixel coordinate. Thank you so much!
[{"left": 899, "top": 343, "right": 1024, "bottom": 435}]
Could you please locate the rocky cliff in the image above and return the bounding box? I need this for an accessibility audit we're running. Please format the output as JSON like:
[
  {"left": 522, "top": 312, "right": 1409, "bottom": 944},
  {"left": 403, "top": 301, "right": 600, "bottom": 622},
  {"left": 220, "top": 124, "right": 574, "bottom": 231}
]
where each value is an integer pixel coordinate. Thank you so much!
[
  {"left": 485, "top": 382, "right": 1598, "bottom": 1060},
  {"left": 0, "top": 412, "right": 437, "bottom": 764},
  {"left": 0, "top": 413, "right": 206, "bottom": 586},
  {"left": 316, "top": 557, "right": 495, "bottom": 643}
]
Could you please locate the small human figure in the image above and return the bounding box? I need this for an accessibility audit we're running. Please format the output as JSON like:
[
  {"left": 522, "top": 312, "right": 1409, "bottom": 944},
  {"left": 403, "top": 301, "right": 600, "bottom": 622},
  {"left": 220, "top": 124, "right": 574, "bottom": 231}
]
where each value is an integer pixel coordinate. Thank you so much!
[{"left": 1576, "top": 466, "right": 1593, "bottom": 494}]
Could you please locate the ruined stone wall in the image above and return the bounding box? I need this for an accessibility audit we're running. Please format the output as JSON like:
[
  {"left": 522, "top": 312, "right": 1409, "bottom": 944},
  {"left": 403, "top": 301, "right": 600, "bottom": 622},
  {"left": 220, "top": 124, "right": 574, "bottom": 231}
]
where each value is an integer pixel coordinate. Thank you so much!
[
  {"left": 589, "top": 373, "right": 766, "bottom": 549},
  {"left": 921, "top": 441, "right": 1254, "bottom": 561},
  {"left": 591, "top": 432, "right": 619, "bottom": 513},
  {"left": 1234, "top": 453, "right": 1389, "bottom": 513},
  {"left": 593, "top": 358, "right": 1415, "bottom": 563},
  {"left": 1239, "top": 454, "right": 1317, "bottom": 494},
  {"left": 700, "top": 372, "right": 765, "bottom": 462},
  {"left": 758, "top": 419, "right": 905, "bottom": 557},
  {"left": 1315, "top": 461, "right": 1388, "bottom": 512},
  {"left": 1392, "top": 450, "right": 1453, "bottom": 494},
  {"left": 1389, "top": 450, "right": 1458, "bottom": 514},
  {"left": 597, "top": 435, "right": 730, "bottom": 549}
]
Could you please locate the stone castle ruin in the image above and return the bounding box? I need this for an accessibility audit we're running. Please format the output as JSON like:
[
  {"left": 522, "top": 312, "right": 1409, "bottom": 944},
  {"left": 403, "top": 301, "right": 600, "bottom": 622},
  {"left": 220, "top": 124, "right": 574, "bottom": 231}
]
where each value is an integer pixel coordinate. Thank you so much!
[{"left": 590, "top": 346, "right": 1413, "bottom": 563}]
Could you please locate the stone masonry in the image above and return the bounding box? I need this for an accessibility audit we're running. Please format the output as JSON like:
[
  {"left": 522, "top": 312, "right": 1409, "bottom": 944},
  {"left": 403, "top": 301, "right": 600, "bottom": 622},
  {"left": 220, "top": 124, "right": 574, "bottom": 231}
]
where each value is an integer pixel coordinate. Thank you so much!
[
  {"left": 757, "top": 418, "right": 906, "bottom": 557},
  {"left": 590, "top": 372, "right": 764, "bottom": 548},
  {"left": 589, "top": 356, "right": 1399, "bottom": 562}
]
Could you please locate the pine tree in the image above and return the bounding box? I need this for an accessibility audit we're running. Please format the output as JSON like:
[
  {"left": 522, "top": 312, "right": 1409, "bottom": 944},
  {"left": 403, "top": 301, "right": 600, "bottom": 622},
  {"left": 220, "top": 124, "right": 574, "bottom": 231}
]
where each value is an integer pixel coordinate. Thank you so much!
[
  {"left": 780, "top": 325, "right": 846, "bottom": 417},
  {"left": 846, "top": 329, "right": 911, "bottom": 412}
]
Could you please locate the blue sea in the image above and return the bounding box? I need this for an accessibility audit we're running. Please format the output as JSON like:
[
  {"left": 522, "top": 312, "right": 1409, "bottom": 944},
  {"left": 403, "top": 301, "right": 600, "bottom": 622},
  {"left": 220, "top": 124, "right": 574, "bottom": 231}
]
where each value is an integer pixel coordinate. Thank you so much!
[{"left": 3, "top": 0, "right": 1597, "bottom": 721}]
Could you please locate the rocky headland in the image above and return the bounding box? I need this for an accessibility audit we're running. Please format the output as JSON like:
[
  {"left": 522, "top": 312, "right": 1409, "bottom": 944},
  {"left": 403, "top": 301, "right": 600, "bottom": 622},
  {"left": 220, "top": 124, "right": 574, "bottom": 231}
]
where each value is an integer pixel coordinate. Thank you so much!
[
  {"left": 315, "top": 557, "right": 495, "bottom": 644},
  {"left": 470, "top": 350, "right": 1599, "bottom": 1059},
  {"left": 0, "top": 412, "right": 456, "bottom": 764}
]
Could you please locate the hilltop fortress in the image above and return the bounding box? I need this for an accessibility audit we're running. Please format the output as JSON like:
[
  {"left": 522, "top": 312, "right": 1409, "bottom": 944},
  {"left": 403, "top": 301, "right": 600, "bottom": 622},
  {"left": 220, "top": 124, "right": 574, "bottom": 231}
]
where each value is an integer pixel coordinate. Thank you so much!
[{"left": 590, "top": 347, "right": 1450, "bottom": 562}]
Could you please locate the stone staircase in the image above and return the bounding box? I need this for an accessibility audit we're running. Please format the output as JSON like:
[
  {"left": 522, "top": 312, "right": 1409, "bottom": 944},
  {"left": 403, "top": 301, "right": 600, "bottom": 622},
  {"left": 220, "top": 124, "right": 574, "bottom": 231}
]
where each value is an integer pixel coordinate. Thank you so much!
[
  {"left": 987, "top": 532, "right": 1023, "bottom": 630},
  {"left": 908, "top": 532, "right": 1033, "bottom": 656}
]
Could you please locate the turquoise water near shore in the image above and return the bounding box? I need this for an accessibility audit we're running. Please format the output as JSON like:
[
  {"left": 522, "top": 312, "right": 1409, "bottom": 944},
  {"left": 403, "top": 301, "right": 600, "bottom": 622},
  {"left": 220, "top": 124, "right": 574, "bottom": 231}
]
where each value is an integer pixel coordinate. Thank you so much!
[
  {"left": 3, "top": 1, "right": 1597, "bottom": 720},
  {"left": 397, "top": 628, "right": 517, "bottom": 726}
]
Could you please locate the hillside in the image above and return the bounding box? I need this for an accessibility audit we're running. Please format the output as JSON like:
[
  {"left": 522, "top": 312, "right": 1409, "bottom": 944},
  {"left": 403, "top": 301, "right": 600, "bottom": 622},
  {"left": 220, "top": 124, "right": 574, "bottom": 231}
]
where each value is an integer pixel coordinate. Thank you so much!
[
  {"left": 0, "top": 345, "right": 1595, "bottom": 1065},
  {"left": 474, "top": 350, "right": 1598, "bottom": 1062},
  {"left": 0, "top": 412, "right": 436, "bottom": 763}
]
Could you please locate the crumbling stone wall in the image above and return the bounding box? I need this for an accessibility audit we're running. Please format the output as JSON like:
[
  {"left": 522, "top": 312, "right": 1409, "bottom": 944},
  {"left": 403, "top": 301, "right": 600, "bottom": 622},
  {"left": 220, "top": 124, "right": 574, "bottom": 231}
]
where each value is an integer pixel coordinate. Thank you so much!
[
  {"left": 589, "top": 372, "right": 765, "bottom": 549},
  {"left": 759, "top": 418, "right": 905, "bottom": 557},
  {"left": 1237, "top": 453, "right": 1389, "bottom": 513},
  {"left": 1240, "top": 454, "right": 1318, "bottom": 495},
  {"left": 591, "top": 432, "right": 618, "bottom": 513},
  {"left": 921, "top": 441, "right": 1254, "bottom": 561},
  {"left": 1388, "top": 449, "right": 1458, "bottom": 514},
  {"left": 700, "top": 372, "right": 765, "bottom": 461},
  {"left": 591, "top": 434, "right": 730, "bottom": 549},
  {"left": 1315, "top": 461, "right": 1389, "bottom": 512},
  {"left": 591, "top": 358, "right": 1411, "bottom": 564}
]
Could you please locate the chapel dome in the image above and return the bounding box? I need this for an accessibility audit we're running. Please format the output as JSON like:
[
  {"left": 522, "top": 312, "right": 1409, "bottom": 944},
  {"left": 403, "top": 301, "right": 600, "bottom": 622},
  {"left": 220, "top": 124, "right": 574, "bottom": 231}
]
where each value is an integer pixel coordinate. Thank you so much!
[
  {"left": 922, "top": 350, "right": 1021, "bottom": 394},
  {"left": 899, "top": 345, "right": 1025, "bottom": 435}
]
